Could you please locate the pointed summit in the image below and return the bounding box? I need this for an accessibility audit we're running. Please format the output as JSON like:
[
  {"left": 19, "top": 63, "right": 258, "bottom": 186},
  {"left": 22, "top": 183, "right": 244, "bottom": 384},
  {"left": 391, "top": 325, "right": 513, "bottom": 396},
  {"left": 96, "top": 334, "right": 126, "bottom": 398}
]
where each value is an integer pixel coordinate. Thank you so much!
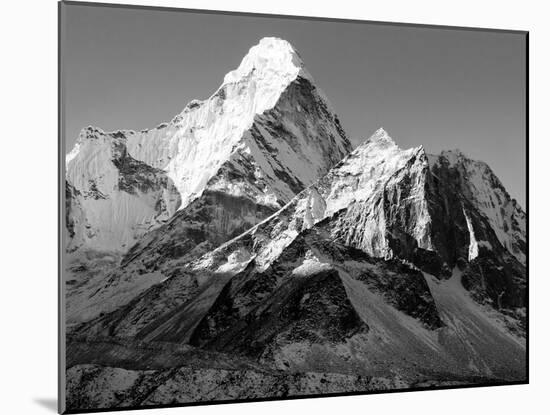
[
  {"left": 223, "top": 37, "right": 311, "bottom": 86},
  {"left": 373, "top": 126, "right": 389, "bottom": 137},
  {"left": 346, "top": 128, "right": 411, "bottom": 168},
  {"left": 364, "top": 127, "right": 397, "bottom": 148}
]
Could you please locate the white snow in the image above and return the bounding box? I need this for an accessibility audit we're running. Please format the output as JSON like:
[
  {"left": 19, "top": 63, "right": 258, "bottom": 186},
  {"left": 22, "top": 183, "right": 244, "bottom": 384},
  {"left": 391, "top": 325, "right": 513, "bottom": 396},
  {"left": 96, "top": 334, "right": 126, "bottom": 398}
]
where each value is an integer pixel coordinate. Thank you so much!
[
  {"left": 215, "top": 248, "right": 253, "bottom": 274},
  {"left": 463, "top": 208, "right": 479, "bottom": 261},
  {"left": 321, "top": 129, "right": 428, "bottom": 223},
  {"left": 223, "top": 37, "right": 313, "bottom": 99},
  {"left": 65, "top": 130, "right": 181, "bottom": 252},
  {"left": 65, "top": 140, "right": 81, "bottom": 167},
  {"left": 292, "top": 250, "right": 331, "bottom": 276}
]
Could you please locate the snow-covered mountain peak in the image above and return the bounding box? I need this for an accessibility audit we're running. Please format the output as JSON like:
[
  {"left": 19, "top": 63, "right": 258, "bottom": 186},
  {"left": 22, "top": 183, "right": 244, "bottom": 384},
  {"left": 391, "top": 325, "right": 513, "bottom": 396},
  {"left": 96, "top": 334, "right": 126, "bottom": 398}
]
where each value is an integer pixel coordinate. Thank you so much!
[
  {"left": 223, "top": 37, "right": 311, "bottom": 86},
  {"left": 66, "top": 127, "right": 110, "bottom": 171},
  {"left": 65, "top": 37, "right": 351, "bottom": 254},
  {"left": 367, "top": 126, "right": 392, "bottom": 141},
  {"left": 193, "top": 131, "right": 430, "bottom": 272},
  {"left": 358, "top": 127, "right": 403, "bottom": 152},
  {"left": 320, "top": 131, "right": 427, "bottom": 224},
  {"left": 345, "top": 128, "right": 423, "bottom": 169}
]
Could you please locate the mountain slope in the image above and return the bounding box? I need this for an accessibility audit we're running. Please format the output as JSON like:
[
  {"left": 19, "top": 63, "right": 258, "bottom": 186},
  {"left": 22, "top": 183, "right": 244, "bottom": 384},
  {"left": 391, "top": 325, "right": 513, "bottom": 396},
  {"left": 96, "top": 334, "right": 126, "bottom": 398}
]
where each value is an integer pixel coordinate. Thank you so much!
[{"left": 68, "top": 225, "right": 524, "bottom": 411}]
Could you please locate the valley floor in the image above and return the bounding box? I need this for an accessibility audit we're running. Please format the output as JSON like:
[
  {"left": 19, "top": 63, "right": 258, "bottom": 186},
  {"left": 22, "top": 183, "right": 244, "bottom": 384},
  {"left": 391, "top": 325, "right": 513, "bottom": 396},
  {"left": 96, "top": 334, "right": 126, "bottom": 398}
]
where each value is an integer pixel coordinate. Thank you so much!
[
  {"left": 65, "top": 338, "right": 517, "bottom": 412},
  {"left": 64, "top": 267, "right": 526, "bottom": 412}
]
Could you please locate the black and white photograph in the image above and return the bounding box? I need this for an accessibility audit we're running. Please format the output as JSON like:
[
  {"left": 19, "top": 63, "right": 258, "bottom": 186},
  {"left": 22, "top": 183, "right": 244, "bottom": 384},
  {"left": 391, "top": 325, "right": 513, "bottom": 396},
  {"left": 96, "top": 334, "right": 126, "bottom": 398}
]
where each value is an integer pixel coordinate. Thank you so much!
[{"left": 57, "top": 1, "right": 529, "bottom": 413}]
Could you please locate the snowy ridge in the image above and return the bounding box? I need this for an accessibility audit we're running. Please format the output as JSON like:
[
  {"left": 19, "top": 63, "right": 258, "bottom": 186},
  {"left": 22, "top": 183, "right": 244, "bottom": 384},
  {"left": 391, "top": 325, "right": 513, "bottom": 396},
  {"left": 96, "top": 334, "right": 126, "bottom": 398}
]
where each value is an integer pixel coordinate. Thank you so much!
[
  {"left": 223, "top": 37, "right": 313, "bottom": 101},
  {"left": 194, "top": 129, "right": 525, "bottom": 276},
  {"left": 194, "top": 128, "right": 432, "bottom": 272}
]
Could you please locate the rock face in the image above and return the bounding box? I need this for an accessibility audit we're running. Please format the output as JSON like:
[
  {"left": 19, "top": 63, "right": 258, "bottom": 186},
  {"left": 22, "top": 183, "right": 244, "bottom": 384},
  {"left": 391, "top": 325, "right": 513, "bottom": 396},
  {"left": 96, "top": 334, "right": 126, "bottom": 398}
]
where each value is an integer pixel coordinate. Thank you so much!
[
  {"left": 427, "top": 150, "right": 526, "bottom": 266},
  {"left": 65, "top": 37, "right": 351, "bottom": 255},
  {"left": 64, "top": 37, "right": 526, "bottom": 412}
]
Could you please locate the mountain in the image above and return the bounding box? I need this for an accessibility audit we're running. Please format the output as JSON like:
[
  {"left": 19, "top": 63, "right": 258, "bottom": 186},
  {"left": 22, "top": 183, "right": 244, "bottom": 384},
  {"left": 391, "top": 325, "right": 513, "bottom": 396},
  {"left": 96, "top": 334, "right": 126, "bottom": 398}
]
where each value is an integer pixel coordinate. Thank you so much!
[
  {"left": 104, "top": 128, "right": 526, "bottom": 341},
  {"left": 65, "top": 37, "right": 352, "bottom": 323},
  {"left": 193, "top": 129, "right": 525, "bottom": 277},
  {"left": 66, "top": 37, "right": 350, "bottom": 255},
  {"left": 67, "top": 129, "right": 526, "bottom": 410},
  {"left": 64, "top": 38, "right": 526, "bottom": 412}
]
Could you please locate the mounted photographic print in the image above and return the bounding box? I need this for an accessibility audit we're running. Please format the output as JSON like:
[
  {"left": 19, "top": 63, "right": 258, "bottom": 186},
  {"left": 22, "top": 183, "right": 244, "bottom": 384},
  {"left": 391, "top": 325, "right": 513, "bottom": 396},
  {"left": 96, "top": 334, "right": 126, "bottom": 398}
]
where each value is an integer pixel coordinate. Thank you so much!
[{"left": 59, "top": 1, "right": 528, "bottom": 413}]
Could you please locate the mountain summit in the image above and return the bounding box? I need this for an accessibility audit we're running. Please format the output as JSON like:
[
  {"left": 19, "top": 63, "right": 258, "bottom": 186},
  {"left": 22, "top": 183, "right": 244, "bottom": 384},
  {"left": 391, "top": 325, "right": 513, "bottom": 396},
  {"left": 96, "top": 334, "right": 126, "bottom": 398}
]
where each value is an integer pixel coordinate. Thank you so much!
[{"left": 223, "top": 37, "right": 312, "bottom": 93}]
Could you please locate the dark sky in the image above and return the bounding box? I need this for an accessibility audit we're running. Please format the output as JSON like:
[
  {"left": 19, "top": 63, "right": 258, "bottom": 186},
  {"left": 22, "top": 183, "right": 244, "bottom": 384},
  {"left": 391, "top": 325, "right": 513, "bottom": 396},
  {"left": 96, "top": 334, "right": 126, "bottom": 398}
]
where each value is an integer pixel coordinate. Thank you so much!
[{"left": 62, "top": 3, "right": 526, "bottom": 206}]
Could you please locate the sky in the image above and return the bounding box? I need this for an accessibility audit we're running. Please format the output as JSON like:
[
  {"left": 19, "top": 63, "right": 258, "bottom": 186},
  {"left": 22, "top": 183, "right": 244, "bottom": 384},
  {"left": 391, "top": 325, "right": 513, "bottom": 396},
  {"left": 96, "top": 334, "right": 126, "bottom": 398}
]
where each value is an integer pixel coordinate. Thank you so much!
[{"left": 61, "top": 3, "right": 527, "bottom": 206}]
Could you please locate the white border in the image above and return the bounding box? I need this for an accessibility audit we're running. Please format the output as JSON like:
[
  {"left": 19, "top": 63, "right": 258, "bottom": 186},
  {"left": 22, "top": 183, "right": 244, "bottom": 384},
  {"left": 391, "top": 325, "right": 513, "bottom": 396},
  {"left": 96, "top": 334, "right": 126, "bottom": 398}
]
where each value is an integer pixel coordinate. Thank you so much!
[{"left": 1, "top": 1, "right": 547, "bottom": 414}]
